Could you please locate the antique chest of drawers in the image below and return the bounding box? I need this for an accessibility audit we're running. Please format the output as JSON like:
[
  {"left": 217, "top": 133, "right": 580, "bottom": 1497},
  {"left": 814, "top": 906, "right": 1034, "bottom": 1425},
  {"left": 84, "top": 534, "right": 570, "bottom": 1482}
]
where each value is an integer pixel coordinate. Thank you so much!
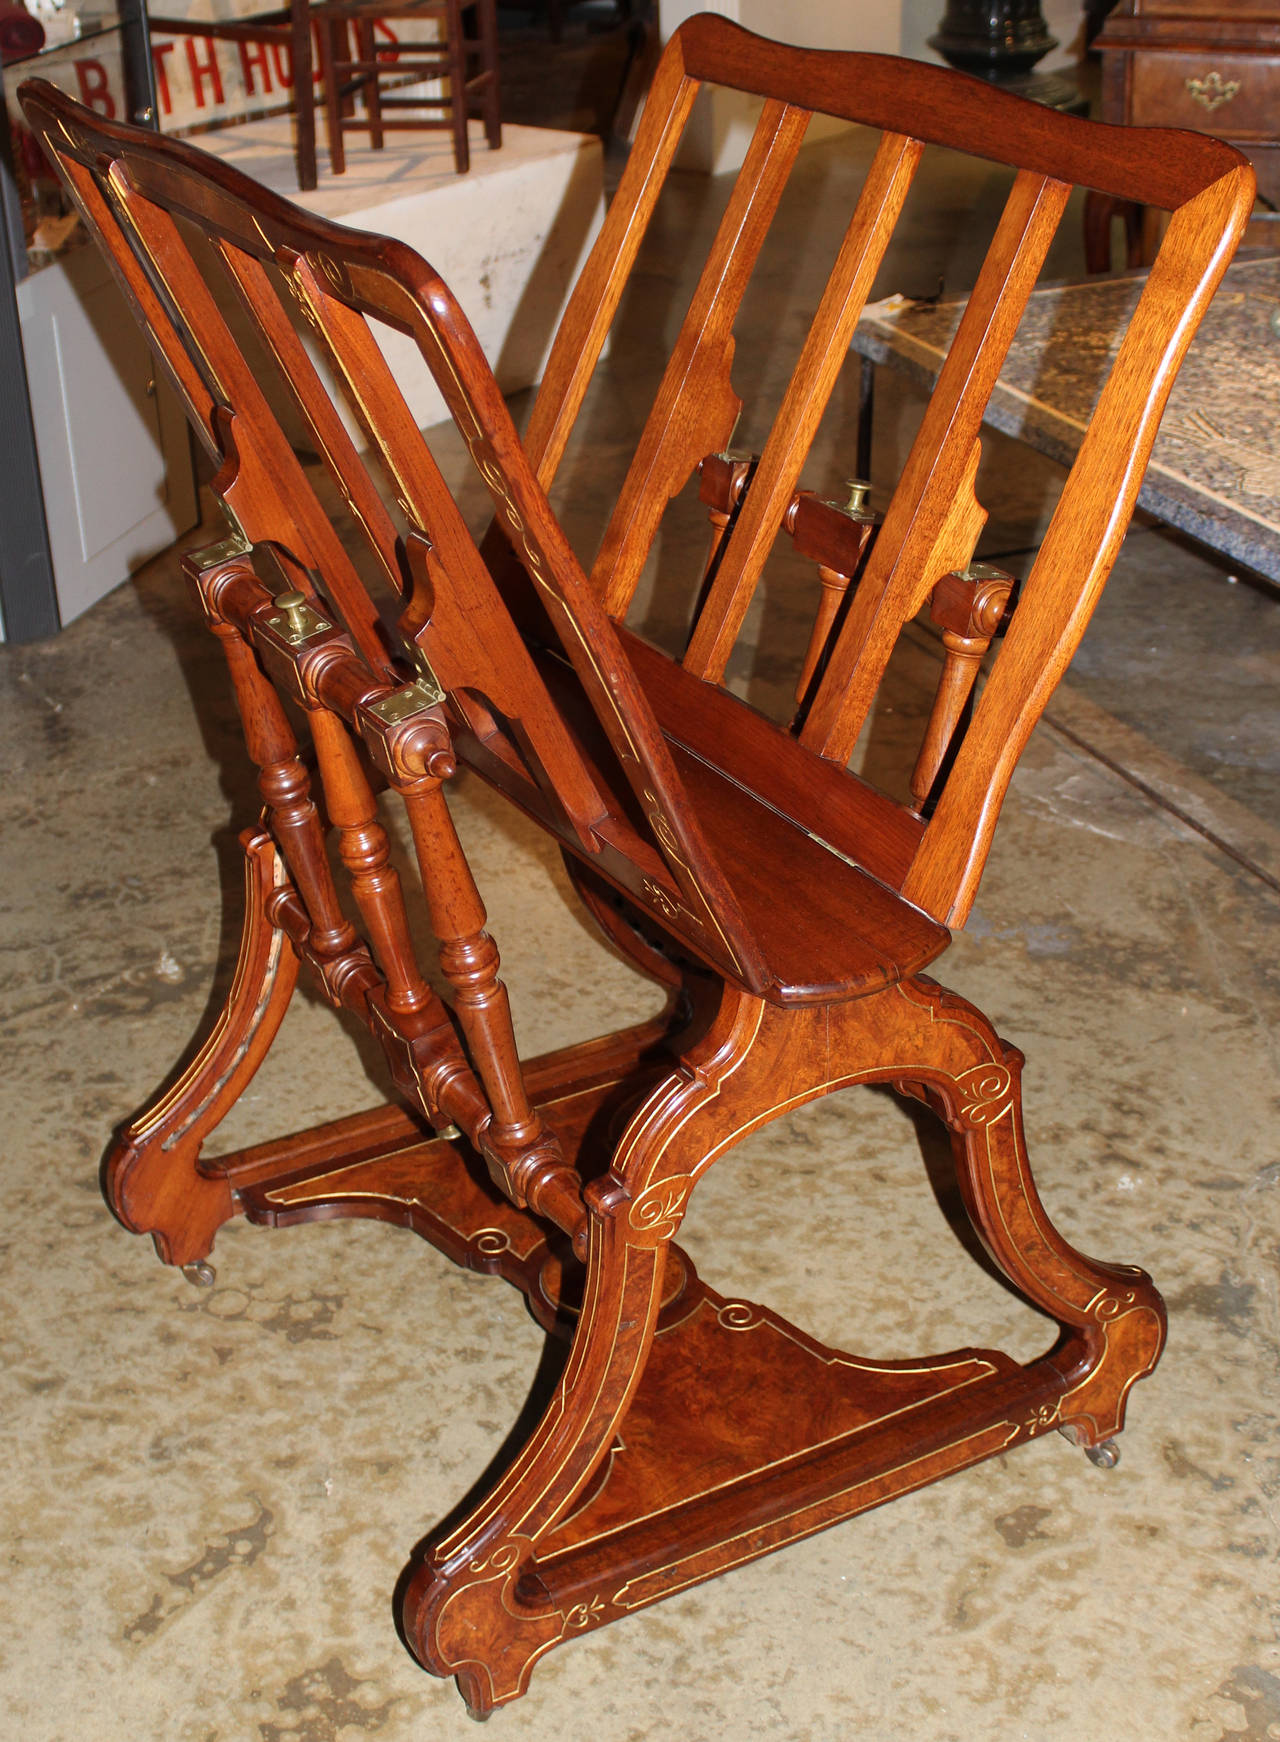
[{"left": 1096, "top": 2, "right": 1280, "bottom": 206}]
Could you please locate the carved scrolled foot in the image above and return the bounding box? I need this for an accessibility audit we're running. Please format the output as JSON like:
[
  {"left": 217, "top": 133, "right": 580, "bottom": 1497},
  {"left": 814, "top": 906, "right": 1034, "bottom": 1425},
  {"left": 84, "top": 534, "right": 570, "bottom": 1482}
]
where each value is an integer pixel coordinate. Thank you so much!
[
  {"left": 1053, "top": 1273, "right": 1166, "bottom": 1448},
  {"left": 404, "top": 1536, "right": 567, "bottom": 1714},
  {"left": 870, "top": 980, "right": 1168, "bottom": 1439},
  {"left": 104, "top": 830, "right": 298, "bottom": 1268},
  {"left": 180, "top": 1260, "right": 216, "bottom": 1289}
]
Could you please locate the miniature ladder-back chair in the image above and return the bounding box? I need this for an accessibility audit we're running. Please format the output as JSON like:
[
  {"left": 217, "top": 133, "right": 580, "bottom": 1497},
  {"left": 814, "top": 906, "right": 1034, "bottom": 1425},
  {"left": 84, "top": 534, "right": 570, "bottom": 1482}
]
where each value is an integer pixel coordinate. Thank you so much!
[{"left": 21, "top": 18, "right": 1253, "bottom": 1717}]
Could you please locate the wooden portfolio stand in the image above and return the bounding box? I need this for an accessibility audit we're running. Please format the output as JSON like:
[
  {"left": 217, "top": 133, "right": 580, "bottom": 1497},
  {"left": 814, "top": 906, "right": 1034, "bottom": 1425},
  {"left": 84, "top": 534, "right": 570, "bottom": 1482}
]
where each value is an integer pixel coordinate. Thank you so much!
[{"left": 20, "top": 17, "right": 1254, "bottom": 1714}]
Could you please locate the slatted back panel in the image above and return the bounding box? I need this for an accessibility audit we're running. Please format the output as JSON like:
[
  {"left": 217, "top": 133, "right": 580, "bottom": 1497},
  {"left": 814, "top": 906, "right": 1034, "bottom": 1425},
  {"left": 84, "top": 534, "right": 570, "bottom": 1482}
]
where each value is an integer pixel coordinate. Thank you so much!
[
  {"left": 510, "top": 15, "right": 1254, "bottom": 925},
  {"left": 19, "top": 76, "right": 773, "bottom": 989},
  {"left": 21, "top": 8, "right": 1254, "bottom": 956}
]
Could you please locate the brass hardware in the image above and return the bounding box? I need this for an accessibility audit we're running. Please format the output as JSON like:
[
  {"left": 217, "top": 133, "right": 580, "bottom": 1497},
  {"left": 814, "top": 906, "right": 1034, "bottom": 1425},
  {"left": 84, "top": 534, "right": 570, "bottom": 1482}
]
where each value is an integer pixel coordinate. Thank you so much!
[
  {"left": 277, "top": 591, "right": 309, "bottom": 635},
  {"left": 407, "top": 638, "right": 443, "bottom": 688},
  {"left": 266, "top": 589, "right": 332, "bottom": 644},
  {"left": 186, "top": 528, "right": 254, "bottom": 572},
  {"left": 1185, "top": 71, "right": 1241, "bottom": 113},
  {"left": 811, "top": 479, "right": 874, "bottom": 522},
  {"left": 960, "top": 562, "right": 1011, "bottom": 583},
  {"left": 368, "top": 647, "right": 447, "bottom": 724}
]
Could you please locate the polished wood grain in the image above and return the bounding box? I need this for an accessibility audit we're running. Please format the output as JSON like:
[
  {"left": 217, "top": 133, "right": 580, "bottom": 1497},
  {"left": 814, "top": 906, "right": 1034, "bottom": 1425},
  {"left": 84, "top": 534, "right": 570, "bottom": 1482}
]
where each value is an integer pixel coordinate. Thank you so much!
[{"left": 20, "top": 13, "right": 1254, "bottom": 1715}]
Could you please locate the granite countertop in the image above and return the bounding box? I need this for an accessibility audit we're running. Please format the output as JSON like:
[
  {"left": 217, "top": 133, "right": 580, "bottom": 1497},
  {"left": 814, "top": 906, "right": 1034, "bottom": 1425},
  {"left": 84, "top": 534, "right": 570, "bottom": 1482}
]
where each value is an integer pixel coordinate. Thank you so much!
[{"left": 853, "top": 254, "right": 1280, "bottom": 583}]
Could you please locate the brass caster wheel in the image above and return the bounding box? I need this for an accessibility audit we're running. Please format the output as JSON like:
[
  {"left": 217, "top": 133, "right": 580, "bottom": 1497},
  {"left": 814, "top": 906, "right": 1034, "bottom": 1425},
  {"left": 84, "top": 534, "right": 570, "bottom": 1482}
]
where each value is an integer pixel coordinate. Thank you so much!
[
  {"left": 181, "top": 1260, "right": 216, "bottom": 1289},
  {"left": 1084, "top": 1438, "right": 1121, "bottom": 1470}
]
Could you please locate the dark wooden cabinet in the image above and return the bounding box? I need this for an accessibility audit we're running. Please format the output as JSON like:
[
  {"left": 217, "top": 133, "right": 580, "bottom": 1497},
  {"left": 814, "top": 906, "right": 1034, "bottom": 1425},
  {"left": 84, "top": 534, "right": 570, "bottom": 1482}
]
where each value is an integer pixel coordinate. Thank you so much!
[{"left": 1096, "top": 2, "right": 1280, "bottom": 207}]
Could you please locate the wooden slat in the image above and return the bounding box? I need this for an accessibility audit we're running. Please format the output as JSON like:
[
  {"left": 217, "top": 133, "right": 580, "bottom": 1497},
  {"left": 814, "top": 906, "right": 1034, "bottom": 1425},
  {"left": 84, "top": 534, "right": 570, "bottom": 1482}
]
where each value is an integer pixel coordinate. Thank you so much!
[
  {"left": 518, "top": 34, "right": 701, "bottom": 489},
  {"left": 215, "top": 244, "right": 407, "bottom": 603},
  {"left": 800, "top": 169, "right": 1071, "bottom": 764},
  {"left": 106, "top": 172, "right": 393, "bottom": 674},
  {"left": 682, "top": 129, "right": 923, "bottom": 683},
  {"left": 593, "top": 99, "right": 812, "bottom": 618},
  {"left": 902, "top": 162, "right": 1255, "bottom": 924},
  {"left": 53, "top": 156, "right": 220, "bottom": 457}
]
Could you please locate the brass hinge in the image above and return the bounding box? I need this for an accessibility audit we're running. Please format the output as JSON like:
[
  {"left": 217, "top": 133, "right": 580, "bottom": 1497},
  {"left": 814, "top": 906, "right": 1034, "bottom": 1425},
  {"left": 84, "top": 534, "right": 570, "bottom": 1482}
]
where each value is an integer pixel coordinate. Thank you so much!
[{"left": 368, "top": 638, "right": 447, "bottom": 721}]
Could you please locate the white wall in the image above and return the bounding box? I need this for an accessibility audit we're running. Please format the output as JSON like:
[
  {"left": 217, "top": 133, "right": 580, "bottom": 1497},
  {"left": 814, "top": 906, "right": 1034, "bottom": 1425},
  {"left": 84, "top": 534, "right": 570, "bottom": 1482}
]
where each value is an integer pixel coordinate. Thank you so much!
[
  {"left": 657, "top": 0, "right": 905, "bottom": 172},
  {"left": 659, "top": 0, "right": 903, "bottom": 55},
  {"left": 657, "top": 0, "right": 1086, "bottom": 172}
]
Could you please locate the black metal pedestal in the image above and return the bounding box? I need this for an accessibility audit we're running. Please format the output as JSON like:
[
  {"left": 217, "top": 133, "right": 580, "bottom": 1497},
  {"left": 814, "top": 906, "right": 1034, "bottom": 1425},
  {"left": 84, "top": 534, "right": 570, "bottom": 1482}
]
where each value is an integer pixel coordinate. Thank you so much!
[{"left": 929, "top": 0, "right": 1087, "bottom": 114}]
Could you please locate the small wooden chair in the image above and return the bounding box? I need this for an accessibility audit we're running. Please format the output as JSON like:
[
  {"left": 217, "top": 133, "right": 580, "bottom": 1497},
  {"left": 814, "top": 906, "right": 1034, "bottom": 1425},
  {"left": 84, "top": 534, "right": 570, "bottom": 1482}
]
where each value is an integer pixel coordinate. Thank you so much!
[
  {"left": 314, "top": 0, "right": 500, "bottom": 176},
  {"left": 20, "top": 16, "right": 1253, "bottom": 1717},
  {"left": 148, "top": 2, "right": 321, "bottom": 191}
]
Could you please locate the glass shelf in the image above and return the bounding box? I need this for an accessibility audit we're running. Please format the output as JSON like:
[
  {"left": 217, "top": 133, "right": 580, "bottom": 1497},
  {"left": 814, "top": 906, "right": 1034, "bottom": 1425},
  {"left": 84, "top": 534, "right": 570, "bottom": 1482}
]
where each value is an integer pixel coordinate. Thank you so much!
[{"left": 5, "top": 17, "right": 124, "bottom": 65}]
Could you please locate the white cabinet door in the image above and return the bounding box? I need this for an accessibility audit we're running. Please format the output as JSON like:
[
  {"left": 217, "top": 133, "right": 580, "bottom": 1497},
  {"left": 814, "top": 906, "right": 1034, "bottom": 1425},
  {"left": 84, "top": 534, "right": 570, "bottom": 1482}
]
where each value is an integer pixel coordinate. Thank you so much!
[{"left": 16, "top": 243, "right": 197, "bottom": 628}]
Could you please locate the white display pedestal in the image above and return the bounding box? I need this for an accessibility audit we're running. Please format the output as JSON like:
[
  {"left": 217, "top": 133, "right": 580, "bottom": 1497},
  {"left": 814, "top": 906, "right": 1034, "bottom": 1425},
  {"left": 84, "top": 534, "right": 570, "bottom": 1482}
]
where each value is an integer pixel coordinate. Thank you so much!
[{"left": 197, "top": 118, "right": 605, "bottom": 432}]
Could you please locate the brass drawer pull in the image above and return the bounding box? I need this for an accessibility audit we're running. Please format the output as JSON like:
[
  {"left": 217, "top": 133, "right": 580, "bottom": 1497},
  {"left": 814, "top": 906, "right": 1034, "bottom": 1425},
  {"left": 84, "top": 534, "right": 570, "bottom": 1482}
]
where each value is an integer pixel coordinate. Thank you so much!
[{"left": 1186, "top": 70, "right": 1242, "bottom": 112}]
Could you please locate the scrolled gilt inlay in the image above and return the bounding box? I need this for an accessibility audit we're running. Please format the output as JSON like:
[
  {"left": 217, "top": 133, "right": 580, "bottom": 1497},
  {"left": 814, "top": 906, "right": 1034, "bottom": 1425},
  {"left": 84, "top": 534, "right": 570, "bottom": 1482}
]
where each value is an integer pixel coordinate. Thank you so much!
[
  {"left": 641, "top": 877, "right": 683, "bottom": 920},
  {"left": 1024, "top": 1401, "right": 1060, "bottom": 1432},
  {"left": 628, "top": 1177, "right": 692, "bottom": 1239},
  {"left": 467, "top": 1542, "right": 520, "bottom": 1577},
  {"left": 563, "top": 1595, "right": 606, "bottom": 1629},
  {"left": 1090, "top": 1288, "right": 1139, "bottom": 1322},
  {"left": 952, "top": 1062, "right": 1014, "bottom": 1127}
]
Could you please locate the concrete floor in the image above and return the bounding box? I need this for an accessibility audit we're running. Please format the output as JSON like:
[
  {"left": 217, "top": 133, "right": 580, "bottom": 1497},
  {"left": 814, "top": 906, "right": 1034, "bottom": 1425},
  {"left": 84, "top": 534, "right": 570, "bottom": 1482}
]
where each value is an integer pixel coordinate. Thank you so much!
[{"left": 3, "top": 115, "right": 1280, "bottom": 1742}]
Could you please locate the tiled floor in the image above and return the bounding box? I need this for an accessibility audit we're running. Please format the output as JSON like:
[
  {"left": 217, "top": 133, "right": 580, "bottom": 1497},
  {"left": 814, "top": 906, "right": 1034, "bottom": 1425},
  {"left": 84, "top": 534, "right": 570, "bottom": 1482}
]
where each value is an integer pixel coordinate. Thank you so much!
[{"left": 2, "top": 88, "right": 1279, "bottom": 1742}]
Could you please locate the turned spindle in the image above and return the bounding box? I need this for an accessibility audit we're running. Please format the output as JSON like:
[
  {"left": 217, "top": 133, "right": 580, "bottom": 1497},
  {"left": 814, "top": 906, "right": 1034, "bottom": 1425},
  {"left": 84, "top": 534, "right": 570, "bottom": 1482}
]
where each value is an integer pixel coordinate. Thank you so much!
[
  {"left": 910, "top": 562, "right": 1016, "bottom": 813},
  {"left": 786, "top": 479, "right": 879, "bottom": 704}
]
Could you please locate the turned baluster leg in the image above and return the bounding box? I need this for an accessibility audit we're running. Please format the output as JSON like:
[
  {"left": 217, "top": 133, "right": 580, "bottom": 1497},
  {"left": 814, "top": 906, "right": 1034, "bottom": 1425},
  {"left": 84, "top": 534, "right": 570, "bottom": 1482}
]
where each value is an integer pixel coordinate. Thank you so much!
[
  {"left": 399, "top": 774, "right": 583, "bottom": 1238},
  {"left": 307, "top": 707, "right": 433, "bottom": 1018},
  {"left": 214, "top": 624, "right": 358, "bottom": 971},
  {"left": 401, "top": 779, "right": 534, "bottom": 1148},
  {"left": 795, "top": 561, "right": 854, "bottom": 703},
  {"left": 306, "top": 707, "right": 496, "bottom": 1136},
  {"left": 909, "top": 563, "right": 1014, "bottom": 812}
]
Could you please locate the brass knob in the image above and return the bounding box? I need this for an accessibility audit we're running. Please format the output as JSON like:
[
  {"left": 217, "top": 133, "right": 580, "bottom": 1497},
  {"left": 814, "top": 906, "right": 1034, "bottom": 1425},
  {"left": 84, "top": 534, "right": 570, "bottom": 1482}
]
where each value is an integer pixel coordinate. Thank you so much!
[
  {"left": 274, "top": 589, "right": 310, "bottom": 636},
  {"left": 844, "top": 479, "right": 872, "bottom": 513}
]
